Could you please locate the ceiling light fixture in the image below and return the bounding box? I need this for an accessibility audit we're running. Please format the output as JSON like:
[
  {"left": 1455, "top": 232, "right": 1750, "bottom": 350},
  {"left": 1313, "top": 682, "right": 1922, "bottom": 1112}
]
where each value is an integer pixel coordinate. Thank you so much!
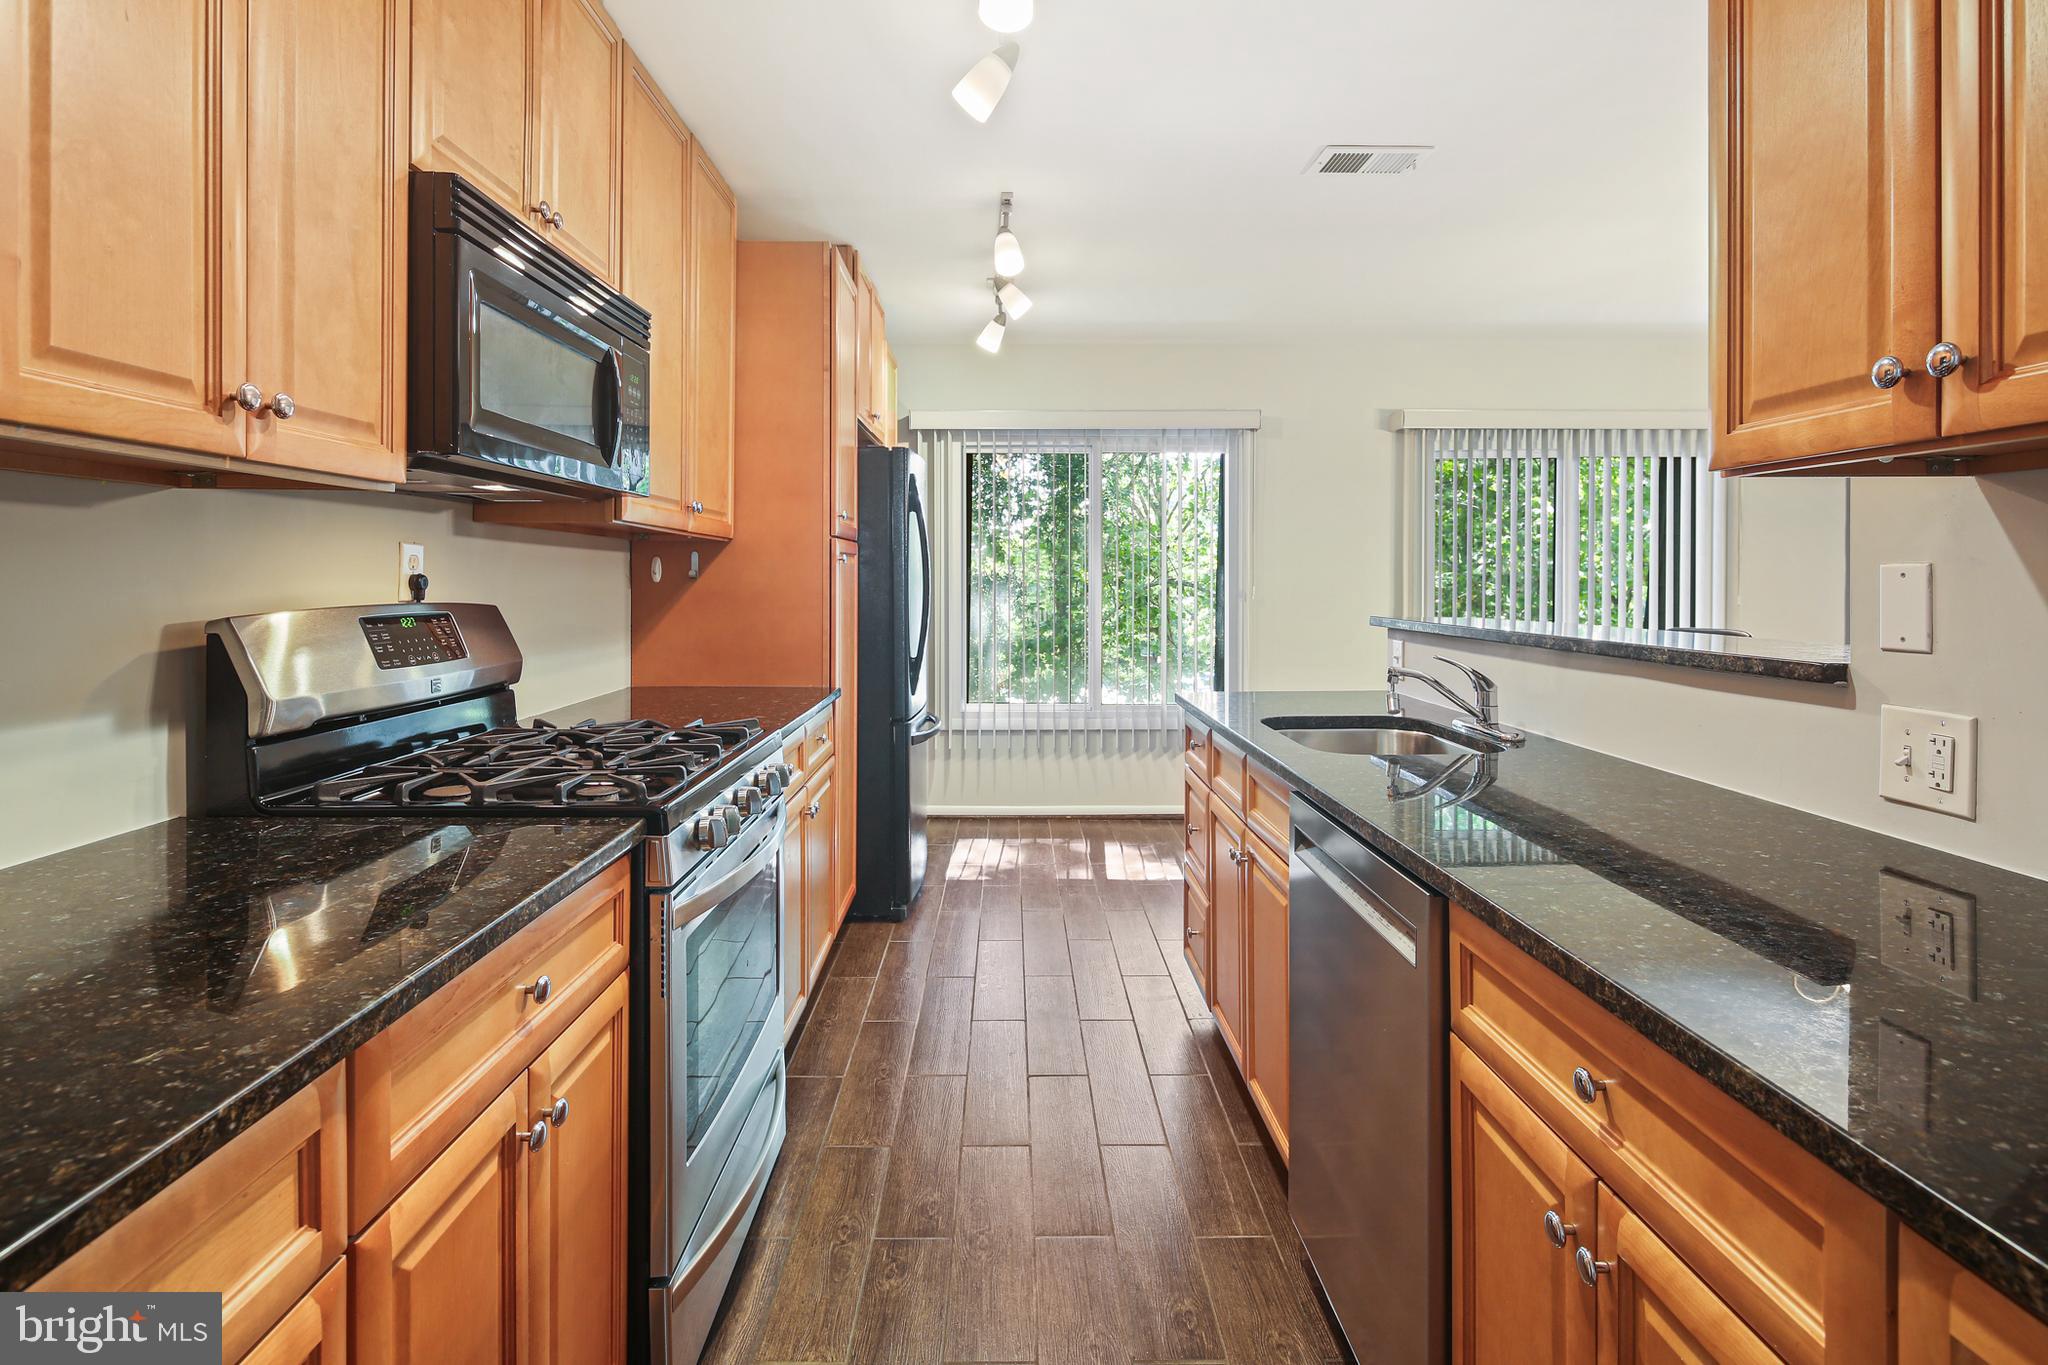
[
  {"left": 978, "top": 0, "right": 1033, "bottom": 34},
  {"left": 952, "top": 42, "right": 1019, "bottom": 123},
  {"left": 992, "top": 192, "right": 1025, "bottom": 276},
  {"left": 997, "top": 278, "right": 1032, "bottom": 320},
  {"left": 976, "top": 280, "right": 1008, "bottom": 354}
]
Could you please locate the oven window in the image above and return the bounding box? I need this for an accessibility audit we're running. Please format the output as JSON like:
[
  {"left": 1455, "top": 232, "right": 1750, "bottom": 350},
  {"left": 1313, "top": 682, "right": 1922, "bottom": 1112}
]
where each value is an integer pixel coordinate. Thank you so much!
[
  {"left": 476, "top": 298, "right": 599, "bottom": 447},
  {"left": 683, "top": 852, "right": 780, "bottom": 1152}
]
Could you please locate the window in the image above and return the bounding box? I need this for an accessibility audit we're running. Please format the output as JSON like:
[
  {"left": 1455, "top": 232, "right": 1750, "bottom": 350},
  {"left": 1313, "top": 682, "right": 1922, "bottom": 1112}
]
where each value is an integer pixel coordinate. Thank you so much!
[
  {"left": 964, "top": 432, "right": 1225, "bottom": 710},
  {"left": 1405, "top": 423, "right": 1725, "bottom": 631}
]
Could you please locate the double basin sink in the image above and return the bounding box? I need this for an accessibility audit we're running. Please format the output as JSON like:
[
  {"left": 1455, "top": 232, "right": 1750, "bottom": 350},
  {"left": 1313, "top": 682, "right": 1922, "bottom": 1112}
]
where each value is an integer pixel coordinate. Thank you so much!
[{"left": 1261, "top": 714, "right": 1505, "bottom": 758}]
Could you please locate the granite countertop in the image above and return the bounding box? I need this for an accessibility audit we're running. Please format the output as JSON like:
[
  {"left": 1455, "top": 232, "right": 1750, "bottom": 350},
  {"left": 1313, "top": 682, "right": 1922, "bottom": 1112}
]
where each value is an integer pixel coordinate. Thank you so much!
[
  {"left": 1179, "top": 688, "right": 2048, "bottom": 1319},
  {"left": 1372, "top": 615, "right": 1852, "bottom": 684},
  {"left": 529, "top": 684, "right": 837, "bottom": 741},
  {"left": 0, "top": 815, "right": 640, "bottom": 1288}
]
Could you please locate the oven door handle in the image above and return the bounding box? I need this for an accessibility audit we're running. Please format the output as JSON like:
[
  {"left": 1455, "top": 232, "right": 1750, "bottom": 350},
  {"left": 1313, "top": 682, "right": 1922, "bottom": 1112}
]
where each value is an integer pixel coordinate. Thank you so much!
[{"left": 670, "top": 808, "right": 784, "bottom": 930}]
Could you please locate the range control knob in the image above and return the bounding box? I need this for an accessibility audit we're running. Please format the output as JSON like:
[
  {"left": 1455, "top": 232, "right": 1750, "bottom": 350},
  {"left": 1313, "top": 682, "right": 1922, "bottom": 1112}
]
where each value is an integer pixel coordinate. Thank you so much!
[
  {"left": 734, "top": 787, "right": 762, "bottom": 815},
  {"left": 752, "top": 767, "right": 786, "bottom": 797},
  {"left": 714, "top": 804, "right": 743, "bottom": 838},
  {"left": 690, "top": 814, "right": 730, "bottom": 850}
]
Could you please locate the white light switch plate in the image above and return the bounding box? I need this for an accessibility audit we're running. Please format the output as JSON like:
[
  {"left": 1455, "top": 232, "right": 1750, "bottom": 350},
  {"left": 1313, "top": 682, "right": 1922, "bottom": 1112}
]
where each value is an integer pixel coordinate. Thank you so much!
[
  {"left": 1879, "top": 704, "right": 1977, "bottom": 819},
  {"left": 1878, "top": 563, "right": 1932, "bottom": 652}
]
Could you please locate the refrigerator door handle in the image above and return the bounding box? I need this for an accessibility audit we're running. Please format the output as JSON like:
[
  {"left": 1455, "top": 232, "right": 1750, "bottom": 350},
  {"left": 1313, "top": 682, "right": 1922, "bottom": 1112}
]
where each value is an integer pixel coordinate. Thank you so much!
[
  {"left": 910, "top": 711, "right": 943, "bottom": 742},
  {"left": 908, "top": 477, "right": 933, "bottom": 688}
]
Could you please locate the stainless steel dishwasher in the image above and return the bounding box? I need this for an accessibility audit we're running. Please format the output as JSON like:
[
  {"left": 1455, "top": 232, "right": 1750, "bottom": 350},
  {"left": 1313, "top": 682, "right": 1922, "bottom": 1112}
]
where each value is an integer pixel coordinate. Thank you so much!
[{"left": 1288, "top": 794, "right": 1447, "bottom": 1364}]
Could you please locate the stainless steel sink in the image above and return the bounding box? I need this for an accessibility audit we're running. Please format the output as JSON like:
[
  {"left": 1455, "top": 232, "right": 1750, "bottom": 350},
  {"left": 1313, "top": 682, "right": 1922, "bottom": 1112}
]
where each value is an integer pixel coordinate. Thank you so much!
[{"left": 1261, "top": 716, "right": 1497, "bottom": 757}]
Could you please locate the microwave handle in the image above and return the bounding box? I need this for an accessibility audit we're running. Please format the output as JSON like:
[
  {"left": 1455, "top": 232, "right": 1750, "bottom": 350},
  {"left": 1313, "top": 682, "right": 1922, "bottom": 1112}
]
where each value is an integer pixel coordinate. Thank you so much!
[{"left": 597, "top": 346, "right": 625, "bottom": 465}]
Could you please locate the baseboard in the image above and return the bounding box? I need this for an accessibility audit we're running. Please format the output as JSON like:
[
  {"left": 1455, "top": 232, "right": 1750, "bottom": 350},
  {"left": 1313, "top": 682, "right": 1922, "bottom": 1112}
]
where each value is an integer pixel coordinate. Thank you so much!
[{"left": 927, "top": 804, "right": 1180, "bottom": 818}]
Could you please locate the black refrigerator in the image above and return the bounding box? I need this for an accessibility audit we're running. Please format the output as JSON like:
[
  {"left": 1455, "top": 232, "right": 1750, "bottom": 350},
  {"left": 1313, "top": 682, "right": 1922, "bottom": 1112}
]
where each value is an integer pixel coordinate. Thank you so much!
[{"left": 851, "top": 443, "right": 938, "bottom": 921}]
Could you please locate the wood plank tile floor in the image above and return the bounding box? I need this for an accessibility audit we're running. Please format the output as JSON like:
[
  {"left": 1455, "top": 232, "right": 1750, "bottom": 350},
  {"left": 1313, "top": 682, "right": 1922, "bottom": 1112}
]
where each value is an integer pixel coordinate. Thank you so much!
[{"left": 703, "top": 817, "right": 1347, "bottom": 1365}]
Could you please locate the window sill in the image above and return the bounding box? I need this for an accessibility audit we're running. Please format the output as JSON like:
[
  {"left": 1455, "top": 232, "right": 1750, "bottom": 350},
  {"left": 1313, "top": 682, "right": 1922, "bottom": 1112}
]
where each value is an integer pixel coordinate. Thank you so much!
[{"left": 1369, "top": 616, "right": 1850, "bottom": 686}]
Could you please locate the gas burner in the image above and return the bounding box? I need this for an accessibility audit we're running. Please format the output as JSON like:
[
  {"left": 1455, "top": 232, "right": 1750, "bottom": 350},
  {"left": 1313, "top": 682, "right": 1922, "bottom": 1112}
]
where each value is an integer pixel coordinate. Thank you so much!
[{"left": 292, "top": 716, "right": 767, "bottom": 814}]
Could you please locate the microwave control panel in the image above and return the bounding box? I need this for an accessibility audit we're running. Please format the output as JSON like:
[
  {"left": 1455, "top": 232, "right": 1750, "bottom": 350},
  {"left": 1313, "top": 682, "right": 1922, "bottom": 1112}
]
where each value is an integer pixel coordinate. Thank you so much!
[{"left": 361, "top": 612, "right": 469, "bottom": 670}]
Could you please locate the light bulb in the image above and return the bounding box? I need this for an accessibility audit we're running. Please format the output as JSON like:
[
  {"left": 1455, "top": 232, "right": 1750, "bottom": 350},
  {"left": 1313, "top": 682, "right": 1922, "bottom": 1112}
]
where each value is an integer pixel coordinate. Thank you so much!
[
  {"left": 978, "top": 0, "right": 1033, "bottom": 33},
  {"left": 952, "top": 43, "right": 1019, "bottom": 123},
  {"left": 997, "top": 280, "right": 1032, "bottom": 319},
  {"left": 992, "top": 229, "right": 1025, "bottom": 277},
  {"left": 976, "top": 314, "right": 1007, "bottom": 354}
]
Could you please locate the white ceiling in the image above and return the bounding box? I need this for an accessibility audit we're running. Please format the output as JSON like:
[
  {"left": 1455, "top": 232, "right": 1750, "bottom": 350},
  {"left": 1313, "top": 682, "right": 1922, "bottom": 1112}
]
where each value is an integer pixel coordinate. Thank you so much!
[{"left": 607, "top": 0, "right": 1708, "bottom": 345}]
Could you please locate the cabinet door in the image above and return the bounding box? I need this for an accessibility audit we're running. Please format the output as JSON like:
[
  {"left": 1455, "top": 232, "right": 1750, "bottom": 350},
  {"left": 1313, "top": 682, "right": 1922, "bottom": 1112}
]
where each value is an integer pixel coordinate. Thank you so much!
[
  {"left": 781, "top": 780, "right": 811, "bottom": 1033},
  {"left": 1207, "top": 798, "right": 1248, "bottom": 1064},
  {"left": 242, "top": 1258, "right": 347, "bottom": 1365},
  {"left": 1182, "top": 873, "right": 1211, "bottom": 999},
  {"left": 1450, "top": 1038, "right": 1596, "bottom": 1365},
  {"left": 0, "top": 0, "right": 243, "bottom": 456},
  {"left": 242, "top": 0, "right": 405, "bottom": 484},
  {"left": 803, "top": 759, "right": 837, "bottom": 988},
  {"left": 865, "top": 286, "right": 890, "bottom": 437},
  {"left": 832, "top": 545, "right": 859, "bottom": 922},
  {"left": 854, "top": 273, "right": 875, "bottom": 438},
  {"left": 528, "top": 972, "right": 629, "bottom": 1365},
  {"left": 1591, "top": 1182, "right": 1780, "bottom": 1365},
  {"left": 1939, "top": 0, "right": 2048, "bottom": 435},
  {"left": 1708, "top": 0, "right": 1939, "bottom": 469},
  {"left": 1898, "top": 1227, "right": 2048, "bottom": 1363},
  {"left": 685, "top": 145, "right": 737, "bottom": 539},
  {"left": 533, "top": 0, "right": 620, "bottom": 282},
  {"left": 352, "top": 1076, "right": 529, "bottom": 1365},
  {"left": 1244, "top": 832, "right": 1290, "bottom": 1152},
  {"left": 830, "top": 253, "right": 862, "bottom": 538},
  {"left": 617, "top": 52, "right": 691, "bottom": 531},
  {"left": 410, "top": 0, "right": 534, "bottom": 222}
]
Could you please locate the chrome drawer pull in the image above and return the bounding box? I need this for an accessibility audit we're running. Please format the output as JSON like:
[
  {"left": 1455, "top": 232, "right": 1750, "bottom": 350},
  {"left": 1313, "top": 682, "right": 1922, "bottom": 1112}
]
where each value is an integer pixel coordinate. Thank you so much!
[
  {"left": 1576, "top": 1246, "right": 1611, "bottom": 1287},
  {"left": 521, "top": 974, "right": 553, "bottom": 1005},
  {"left": 1543, "top": 1209, "right": 1577, "bottom": 1249},
  {"left": 550, "top": 1097, "right": 570, "bottom": 1127},
  {"left": 520, "top": 1119, "right": 548, "bottom": 1152},
  {"left": 1571, "top": 1066, "right": 1610, "bottom": 1104}
]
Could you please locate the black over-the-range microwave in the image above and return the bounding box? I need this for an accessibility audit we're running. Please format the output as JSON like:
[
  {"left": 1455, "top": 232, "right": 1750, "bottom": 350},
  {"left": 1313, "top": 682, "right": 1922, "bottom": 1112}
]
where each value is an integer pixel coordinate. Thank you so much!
[{"left": 407, "top": 170, "right": 652, "bottom": 500}]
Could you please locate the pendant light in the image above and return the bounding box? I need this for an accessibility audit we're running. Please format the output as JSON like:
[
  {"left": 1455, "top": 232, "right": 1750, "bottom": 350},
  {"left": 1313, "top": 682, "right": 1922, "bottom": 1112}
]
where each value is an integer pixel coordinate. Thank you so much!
[
  {"left": 978, "top": 0, "right": 1033, "bottom": 33},
  {"left": 952, "top": 42, "right": 1019, "bottom": 123},
  {"left": 976, "top": 280, "right": 1008, "bottom": 353},
  {"left": 992, "top": 192, "right": 1025, "bottom": 276},
  {"left": 997, "top": 278, "right": 1032, "bottom": 320}
]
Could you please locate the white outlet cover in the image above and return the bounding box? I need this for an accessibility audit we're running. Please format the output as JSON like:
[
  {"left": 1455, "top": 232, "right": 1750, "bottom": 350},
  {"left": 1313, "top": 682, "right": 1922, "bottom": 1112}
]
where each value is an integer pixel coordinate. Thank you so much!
[
  {"left": 1878, "top": 562, "right": 1932, "bottom": 653},
  {"left": 398, "top": 542, "right": 425, "bottom": 602},
  {"left": 1878, "top": 704, "right": 1977, "bottom": 819}
]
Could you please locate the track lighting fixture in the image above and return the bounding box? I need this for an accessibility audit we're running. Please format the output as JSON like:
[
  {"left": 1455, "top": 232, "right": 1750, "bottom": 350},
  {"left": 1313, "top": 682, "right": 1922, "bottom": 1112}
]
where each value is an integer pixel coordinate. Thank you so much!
[
  {"left": 952, "top": 42, "right": 1019, "bottom": 123},
  {"left": 976, "top": 280, "right": 1008, "bottom": 354},
  {"left": 979, "top": 0, "right": 1033, "bottom": 34},
  {"left": 997, "top": 278, "right": 1032, "bottom": 320},
  {"left": 992, "top": 192, "right": 1025, "bottom": 276}
]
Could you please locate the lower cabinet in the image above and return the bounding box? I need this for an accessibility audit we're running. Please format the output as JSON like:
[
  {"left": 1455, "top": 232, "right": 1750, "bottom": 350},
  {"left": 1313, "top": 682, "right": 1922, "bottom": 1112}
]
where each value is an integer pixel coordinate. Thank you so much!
[
  {"left": 802, "top": 757, "right": 839, "bottom": 986},
  {"left": 1206, "top": 797, "right": 1249, "bottom": 1064},
  {"left": 241, "top": 1258, "right": 348, "bottom": 1365},
  {"left": 1243, "top": 830, "right": 1290, "bottom": 1150},
  {"left": 1898, "top": 1228, "right": 2048, "bottom": 1364},
  {"left": 779, "top": 705, "right": 850, "bottom": 1035},
  {"left": 1593, "top": 1182, "right": 1779, "bottom": 1365}
]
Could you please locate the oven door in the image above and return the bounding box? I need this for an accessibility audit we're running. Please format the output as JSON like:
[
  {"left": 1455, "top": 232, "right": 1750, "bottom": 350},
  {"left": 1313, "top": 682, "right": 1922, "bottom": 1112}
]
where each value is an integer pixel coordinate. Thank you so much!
[
  {"left": 440, "top": 236, "right": 651, "bottom": 497},
  {"left": 655, "top": 807, "right": 785, "bottom": 1274}
]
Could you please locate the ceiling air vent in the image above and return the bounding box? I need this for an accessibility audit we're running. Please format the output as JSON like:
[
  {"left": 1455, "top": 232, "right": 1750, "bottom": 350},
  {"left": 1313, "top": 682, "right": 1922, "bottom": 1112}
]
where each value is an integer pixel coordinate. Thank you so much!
[{"left": 1304, "top": 144, "right": 1430, "bottom": 176}]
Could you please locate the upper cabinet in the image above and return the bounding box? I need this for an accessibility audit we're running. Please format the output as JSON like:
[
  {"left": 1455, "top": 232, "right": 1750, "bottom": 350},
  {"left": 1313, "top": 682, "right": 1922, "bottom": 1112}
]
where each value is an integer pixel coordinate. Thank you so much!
[
  {"left": 615, "top": 52, "right": 692, "bottom": 531},
  {"left": 0, "top": 0, "right": 406, "bottom": 483},
  {"left": 532, "top": 0, "right": 622, "bottom": 281},
  {"left": 831, "top": 252, "right": 862, "bottom": 539},
  {"left": 686, "top": 145, "right": 738, "bottom": 539},
  {"left": 1711, "top": 0, "right": 2048, "bottom": 474},
  {"left": 854, "top": 270, "right": 896, "bottom": 446}
]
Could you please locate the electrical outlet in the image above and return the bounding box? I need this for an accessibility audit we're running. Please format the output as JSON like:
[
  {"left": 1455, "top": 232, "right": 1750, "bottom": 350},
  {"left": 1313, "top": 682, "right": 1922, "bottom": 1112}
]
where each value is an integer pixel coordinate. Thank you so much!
[
  {"left": 1878, "top": 705, "right": 1977, "bottom": 819},
  {"left": 1878, "top": 869, "right": 1976, "bottom": 1000},
  {"left": 398, "top": 543, "right": 425, "bottom": 602}
]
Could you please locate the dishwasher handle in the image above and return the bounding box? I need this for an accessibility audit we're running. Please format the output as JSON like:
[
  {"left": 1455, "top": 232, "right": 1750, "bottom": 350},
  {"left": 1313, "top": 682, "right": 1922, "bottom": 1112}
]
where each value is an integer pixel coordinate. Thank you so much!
[{"left": 1296, "top": 844, "right": 1419, "bottom": 967}]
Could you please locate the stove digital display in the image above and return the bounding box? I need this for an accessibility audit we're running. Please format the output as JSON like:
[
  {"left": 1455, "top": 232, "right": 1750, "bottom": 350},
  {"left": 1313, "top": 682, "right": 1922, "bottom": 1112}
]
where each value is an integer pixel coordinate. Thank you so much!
[{"left": 361, "top": 612, "right": 468, "bottom": 670}]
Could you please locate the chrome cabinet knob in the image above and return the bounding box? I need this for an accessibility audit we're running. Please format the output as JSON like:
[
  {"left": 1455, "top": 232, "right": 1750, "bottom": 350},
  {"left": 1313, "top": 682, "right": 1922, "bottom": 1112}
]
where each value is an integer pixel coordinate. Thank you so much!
[
  {"left": 550, "top": 1097, "right": 569, "bottom": 1127},
  {"left": 549, "top": 208, "right": 565, "bottom": 229},
  {"left": 270, "top": 392, "right": 295, "bottom": 420},
  {"left": 1870, "top": 355, "right": 1908, "bottom": 390},
  {"left": 1571, "top": 1066, "right": 1610, "bottom": 1104},
  {"left": 1187, "top": 823, "right": 1199, "bottom": 838},
  {"left": 533, "top": 200, "right": 554, "bottom": 225},
  {"left": 838, "top": 509, "right": 851, "bottom": 521},
  {"left": 1576, "top": 1246, "right": 1611, "bottom": 1287},
  {"left": 522, "top": 1118, "right": 549, "bottom": 1152},
  {"left": 233, "top": 382, "right": 263, "bottom": 412},
  {"left": 1925, "top": 341, "right": 1964, "bottom": 379},
  {"left": 805, "top": 800, "right": 822, "bottom": 819},
  {"left": 522, "top": 973, "right": 553, "bottom": 1004},
  {"left": 1543, "top": 1209, "right": 1577, "bottom": 1249}
]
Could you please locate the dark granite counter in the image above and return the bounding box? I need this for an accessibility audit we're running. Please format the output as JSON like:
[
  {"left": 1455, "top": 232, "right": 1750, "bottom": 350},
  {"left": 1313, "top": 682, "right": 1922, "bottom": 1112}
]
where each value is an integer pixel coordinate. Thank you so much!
[
  {"left": 1372, "top": 615, "right": 1851, "bottom": 684},
  {"left": 1179, "top": 688, "right": 2048, "bottom": 1319},
  {"left": 529, "top": 685, "right": 837, "bottom": 743},
  {"left": 0, "top": 815, "right": 639, "bottom": 1288}
]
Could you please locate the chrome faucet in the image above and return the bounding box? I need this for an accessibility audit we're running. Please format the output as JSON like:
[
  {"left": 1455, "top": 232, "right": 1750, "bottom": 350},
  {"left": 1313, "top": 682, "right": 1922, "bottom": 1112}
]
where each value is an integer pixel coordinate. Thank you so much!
[{"left": 1388, "top": 656, "right": 1525, "bottom": 746}]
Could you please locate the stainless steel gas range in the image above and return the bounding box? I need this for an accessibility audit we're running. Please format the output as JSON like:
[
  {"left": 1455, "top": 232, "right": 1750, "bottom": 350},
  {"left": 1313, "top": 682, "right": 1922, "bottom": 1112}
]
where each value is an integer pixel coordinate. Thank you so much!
[{"left": 202, "top": 601, "right": 792, "bottom": 1364}]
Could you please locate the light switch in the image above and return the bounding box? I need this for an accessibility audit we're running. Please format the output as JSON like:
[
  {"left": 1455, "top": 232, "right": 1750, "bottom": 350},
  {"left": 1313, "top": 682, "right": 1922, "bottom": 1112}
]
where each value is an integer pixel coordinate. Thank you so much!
[
  {"left": 1878, "top": 705, "right": 1977, "bottom": 819},
  {"left": 1878, "top": 563, "right": 1932, "bottom": 652}
]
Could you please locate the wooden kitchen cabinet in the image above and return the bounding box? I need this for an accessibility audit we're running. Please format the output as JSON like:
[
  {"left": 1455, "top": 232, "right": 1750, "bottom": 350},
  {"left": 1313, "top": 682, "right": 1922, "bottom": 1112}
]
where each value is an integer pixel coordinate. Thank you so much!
[
  {"left": 1182, "top": 873, "right": 1212, "bottom": 999},
  {"left": 1710, "top": 0, "right": 2048, "bottom": 474},
  {"left": 832, "top": 543, "right": 859, "bottom": 922},
  {"left": 831, "top": 252, "right": 863, "bottom": 539},
  {"left": 1898, "top": 1227, "right": 2048, "bottom": 1363},
  {"left": 616, "top": 52, "right": 692, "bottom": 531},
  {"left": 686, "top": 143, "right": 738, "bottom": 538},
  {"left": 0, "top": 0, "right": 406, "bottom": 485},
  {"left": 802, "top": 757, "right": 839, "bottom": 987},
  {"left": 781, "top": 782, "right": 812, "bottom": 1034},
  {"left": 532, "top": 0, "right": 621, "bottom": 282},
  {"left": 241, "top": 1258, "right": 348, "bottom": 1365},
  {"left": 1592, "top": 1182, "right": 1779, "bottom": 1364},
  {"left": 527, "top": 972, "right": 630, "bottom": 1365},
  {"left": 1207, "top": 798, "right": 1249, "bottom": 1065},
  {"left": 1450, "top": 1037, "right": 1596, "bottom": 1365},
  {"left": 410, "top": 0, "right": 533, "bottom": 223},
  {"left": 863, "top": 279, "right": 896, "bottom": 444},
  {"left": 1243, "top": 831, "right": 1291, "bottom": 1154}
]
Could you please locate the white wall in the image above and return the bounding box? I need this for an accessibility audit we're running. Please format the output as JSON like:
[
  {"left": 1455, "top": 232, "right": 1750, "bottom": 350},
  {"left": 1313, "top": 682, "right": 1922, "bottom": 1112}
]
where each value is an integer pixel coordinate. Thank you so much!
[
  {"left": 0, "top": 472, "right": 630, "bottom": 867},
  {"left": 897, "top": 328, "right": 1712, "bottom": 812}
]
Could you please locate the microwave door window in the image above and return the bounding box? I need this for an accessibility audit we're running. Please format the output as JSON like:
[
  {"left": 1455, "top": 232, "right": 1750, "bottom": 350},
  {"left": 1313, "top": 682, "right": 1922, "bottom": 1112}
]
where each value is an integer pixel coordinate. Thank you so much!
[{"left": 475, "top": 300, "right": 601, "bottom": 451}]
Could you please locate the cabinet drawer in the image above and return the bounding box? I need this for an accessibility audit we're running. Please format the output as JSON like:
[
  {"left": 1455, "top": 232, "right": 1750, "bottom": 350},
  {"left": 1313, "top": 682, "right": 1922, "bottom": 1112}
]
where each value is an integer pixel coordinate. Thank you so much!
[
  {"left": 1450, "top": 907, "right": 1884, "bottom": 1365},
  {"left": 1245, "top": 761, "right": 1290, "bottom": 856},
  {"left": 241, "top": 1256, "right": 347, "bottom": 1365},
  {"left": 1184, "top": 718, "right": 1211, "bottom": 776},
  {"left": 348, "top": 858, "right": 631, "bottom": 1232},
  {"left": 1208, "top": 729, "right": 1247, "bottom": 816},
  {"left": 1182, "top": 766, "right": 1211, "bottom": 883},
  {"left": 803, "top": 707, "right": 834, "bottom": 774},
  {"left": 35, "top": 1066, "right": 347, "bottom": 1364}
]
